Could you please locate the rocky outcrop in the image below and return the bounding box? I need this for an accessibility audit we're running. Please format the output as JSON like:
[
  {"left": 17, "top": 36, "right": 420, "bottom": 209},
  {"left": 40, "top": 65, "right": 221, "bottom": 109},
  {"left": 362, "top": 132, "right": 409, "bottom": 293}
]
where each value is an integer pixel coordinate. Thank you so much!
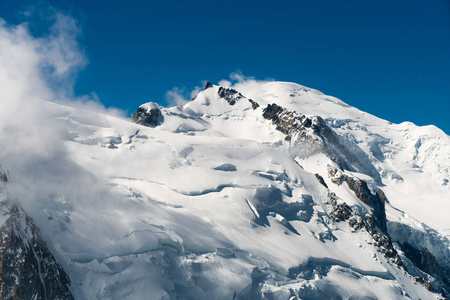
[
  {"left": 262, "top": 103, "right": 380, "bottom": 181},
  {"left": 328, "top": 166, "right": 387, "bottom": 233},
  {"left": 400, "top": 242, "right": 449, "bottom": 297},
  {"left": 204, "top": 81, "right": 213, "bottom": 89},
  {"left": 326, "top": 190, "right": 404, "bottom": 270},
  {"left": 217, "top": 87, "right": 246, "bottom": 106},
  {"left": 248, "top": 99, "right": 259, "bottom": 110},
  {"left": 325, "top": 167, "right": 447, "bottom": 295},
  {"left": 327, "top": 191, "right": 352, "bottom": 223},
  {"left": 129, "top": 102, "right": 164, "bottom": 127},
  {"left": 369, "top": 231, "right": 403, "bottom": 266},
  {"left": 0, "top": 201, "right": 74, "bottom": 299},
  {"left": 216, "top": 86, "right": 259, "bottom": 109},
  {"left": 387, "top": 220, "right": 450, "bottom": 297},
  {"left": 327, "top": 191, "right": 366, "bottom": 233},
  {"left": 0, "top": 169, "right": 6, "bottom": 183},
  {"left": 314, "top": 173, "right": 328, "bottom": 188},
  {"left": 262, "top": 103, "right": 312, "bottom": 140}
]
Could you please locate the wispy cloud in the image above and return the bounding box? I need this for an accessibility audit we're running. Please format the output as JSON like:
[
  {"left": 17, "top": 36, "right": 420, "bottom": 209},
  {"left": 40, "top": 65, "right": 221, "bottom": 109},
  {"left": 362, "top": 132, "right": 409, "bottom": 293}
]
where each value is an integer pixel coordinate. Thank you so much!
[
  {"left": 165, "top": 83, "right": 204, "bottom": 107},
  {"left": 229, "top": 70, "right": 255, "bottom": 83},
  {"left": 166, "top": 87, "right": 189, "bottom": 107}
]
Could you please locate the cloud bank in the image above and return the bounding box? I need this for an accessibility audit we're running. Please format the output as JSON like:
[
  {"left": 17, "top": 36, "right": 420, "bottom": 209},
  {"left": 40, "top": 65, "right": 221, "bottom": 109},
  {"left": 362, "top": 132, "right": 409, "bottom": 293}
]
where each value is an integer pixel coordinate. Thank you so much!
[
  {"left": 0, "top": 12, "right": 80, "bottom": 170},
  {"left": 0, "top": 9, "right": 120, "bottom": 223}
]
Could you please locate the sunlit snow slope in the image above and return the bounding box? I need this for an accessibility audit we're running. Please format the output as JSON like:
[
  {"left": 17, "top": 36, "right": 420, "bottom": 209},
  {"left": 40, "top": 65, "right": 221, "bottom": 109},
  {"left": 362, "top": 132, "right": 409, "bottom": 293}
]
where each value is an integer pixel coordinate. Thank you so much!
[{"left": 2, "top": 81, "right": 449, "bottom": 299}]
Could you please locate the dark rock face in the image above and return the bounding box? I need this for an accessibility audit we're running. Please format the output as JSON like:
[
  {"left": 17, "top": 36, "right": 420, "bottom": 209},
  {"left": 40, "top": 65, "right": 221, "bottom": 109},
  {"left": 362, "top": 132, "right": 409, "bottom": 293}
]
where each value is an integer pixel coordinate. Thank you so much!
[
  {"left": 328, "top": 167, "right": 387, "bottom": 234},
  {"left": 0, "top": 201, "right": 74, "bottom": 299},
  {"left": 314, "top": 173, "right": 328, "bottom": 188},
  {"left": 348, "top": 214, "right": 366, "bottom": 232},
  {"left": 401, "top": 242, "right": 450, "bottom": 297},
  {"left": 414, "top": 277, "right": 434, "bottom": 293},
  {"left": 327, "top": 191, "right": 352, "bottom": 222},
  {"left": 248, "top": 99, "right": 259, "bottom": 110},
  {"left": 0, "top": 169, "right": 6, "bottom": 183},
  {"left": 262, "top": 104, "right": 311, "bottom": 140},
  {"left": 326, "top": 190, "right": 404, "bottom": 270},
  {"left": 327, "top": 191, "right": 366, "bottom": 232},
  {"left": 369, "top": 231, "right": 402, "bottom": 263},
  {"left": 129, "top": 105, "right": 164, "bottom": 127},
  {"left": 216, "top": 86, "right": 259, "bottom": 110},
  {"left": 204, "top": 81, "right": 213, "bottom": 89},
  {"left": 217, "top": 87, "right": 246, "bottom": 105},
  {"left": 346, "top": 177, "right": 387, "bottom": 234}
]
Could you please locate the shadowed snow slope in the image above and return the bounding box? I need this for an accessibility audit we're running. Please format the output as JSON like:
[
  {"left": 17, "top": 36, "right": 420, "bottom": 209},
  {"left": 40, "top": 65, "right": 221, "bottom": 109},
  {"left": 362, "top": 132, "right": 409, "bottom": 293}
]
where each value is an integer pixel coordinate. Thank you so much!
[{"left": 2, "top": 81, "right": 449, "bottom": 299}]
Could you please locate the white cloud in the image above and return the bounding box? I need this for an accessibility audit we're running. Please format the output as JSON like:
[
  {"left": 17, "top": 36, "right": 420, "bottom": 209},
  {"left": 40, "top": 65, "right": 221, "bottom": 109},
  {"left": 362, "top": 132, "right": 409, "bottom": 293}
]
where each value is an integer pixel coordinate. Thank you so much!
[
  {"left": 41, "top": 13, "right": 86, "bottom": 77},
  {"left": 166, "top": 87, "right": 189, "bottom": 107},
  {"left": 229, "top": 70, "right": 256, "bottom": 83},
  {"left": 218, "top": 79, "right": 231, "bottom": 87},
  {"left": 0, "top": 8, "right": 121, "bottom": 217},
  {"left": 0, "top": 7, "right": 276, "bottom": 210},
  {"left": 189, "top": 85, "right": 203, "bottom": 99},
  {"left": 165, "top": 83, "right": 204, "bottom": 107}
]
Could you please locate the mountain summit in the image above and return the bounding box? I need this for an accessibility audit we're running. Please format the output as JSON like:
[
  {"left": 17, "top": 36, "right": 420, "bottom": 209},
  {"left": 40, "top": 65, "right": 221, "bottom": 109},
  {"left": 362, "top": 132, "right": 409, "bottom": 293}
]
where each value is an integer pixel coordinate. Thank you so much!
[{"left": 1, "top": 81, "right": 449, "bottom": 299}]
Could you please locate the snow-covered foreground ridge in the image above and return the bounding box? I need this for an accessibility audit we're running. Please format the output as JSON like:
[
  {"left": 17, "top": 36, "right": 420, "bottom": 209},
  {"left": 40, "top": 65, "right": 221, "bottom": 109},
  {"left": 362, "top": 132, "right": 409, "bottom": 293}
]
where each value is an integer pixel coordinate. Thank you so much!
[{"left": 1, "top": 81, "right": 449, "bottom": 299}]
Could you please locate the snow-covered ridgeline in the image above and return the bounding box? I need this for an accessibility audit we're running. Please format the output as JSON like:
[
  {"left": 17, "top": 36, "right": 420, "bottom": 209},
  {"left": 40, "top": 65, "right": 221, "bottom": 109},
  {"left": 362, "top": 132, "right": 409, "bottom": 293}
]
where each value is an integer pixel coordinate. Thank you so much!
[{"left": 0, "top": 81, "right": 448, "bottom": 299}]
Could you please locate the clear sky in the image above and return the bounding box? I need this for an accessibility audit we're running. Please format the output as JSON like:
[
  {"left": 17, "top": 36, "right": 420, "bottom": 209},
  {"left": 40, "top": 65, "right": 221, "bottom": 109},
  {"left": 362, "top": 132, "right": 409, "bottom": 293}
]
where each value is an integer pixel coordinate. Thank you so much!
[{"left": 1, "top": 0, "right": 449, "bottom": 133}]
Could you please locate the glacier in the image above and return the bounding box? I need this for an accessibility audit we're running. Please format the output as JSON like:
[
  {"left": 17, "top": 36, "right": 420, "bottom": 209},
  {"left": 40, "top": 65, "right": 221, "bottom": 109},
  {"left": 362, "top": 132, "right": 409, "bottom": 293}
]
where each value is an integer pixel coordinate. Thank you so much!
[{"left": 0, "top": 80, "right": 449, "bottom": 299}]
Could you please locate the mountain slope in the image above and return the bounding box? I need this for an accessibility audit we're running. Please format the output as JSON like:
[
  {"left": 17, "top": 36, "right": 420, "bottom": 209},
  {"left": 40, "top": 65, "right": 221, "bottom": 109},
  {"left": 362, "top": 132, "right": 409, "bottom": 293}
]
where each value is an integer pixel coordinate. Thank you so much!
[
  {"left": 0, "top": 170, "right": 73, "bottom": 299},
  {"left": 1, "top": 81, "right": 448, "bottom": 299}
]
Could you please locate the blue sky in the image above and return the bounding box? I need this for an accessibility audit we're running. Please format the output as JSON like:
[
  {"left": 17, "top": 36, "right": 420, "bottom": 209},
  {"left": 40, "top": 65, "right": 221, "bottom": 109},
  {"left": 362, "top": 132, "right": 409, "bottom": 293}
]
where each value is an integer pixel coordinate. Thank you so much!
[{"left": 1, "top": 0, "right": 449, "bottom": 133}]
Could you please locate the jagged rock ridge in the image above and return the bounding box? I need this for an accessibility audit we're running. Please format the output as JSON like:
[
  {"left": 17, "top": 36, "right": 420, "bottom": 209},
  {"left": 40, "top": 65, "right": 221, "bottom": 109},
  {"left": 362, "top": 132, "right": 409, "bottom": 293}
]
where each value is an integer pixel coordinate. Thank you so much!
[
  {"left": 0, "top": 170, "right": 73, "bottom": 299},
  {"left": 0, "top": 201, "right": 74, "bottom": 299},
  {"left": 262, "top": 103, "right": 381, "bottom": 182}
]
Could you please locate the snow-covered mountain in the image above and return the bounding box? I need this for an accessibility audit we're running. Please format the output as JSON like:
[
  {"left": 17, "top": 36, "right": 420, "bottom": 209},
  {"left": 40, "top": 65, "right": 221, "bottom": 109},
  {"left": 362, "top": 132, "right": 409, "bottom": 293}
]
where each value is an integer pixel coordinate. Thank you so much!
[{"left": 1, "top": 80, "right": 449, "bottom": 299}]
